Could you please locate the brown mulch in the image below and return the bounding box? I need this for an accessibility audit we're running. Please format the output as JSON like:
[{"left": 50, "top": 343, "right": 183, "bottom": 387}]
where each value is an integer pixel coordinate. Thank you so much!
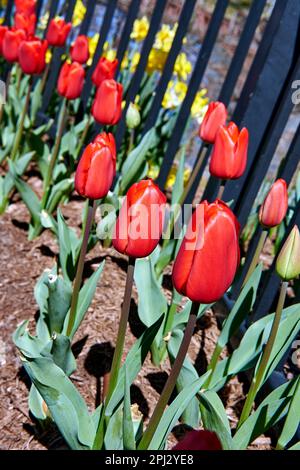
[{"left": 0, "top": 196, "right": 271, "bottom": 450}]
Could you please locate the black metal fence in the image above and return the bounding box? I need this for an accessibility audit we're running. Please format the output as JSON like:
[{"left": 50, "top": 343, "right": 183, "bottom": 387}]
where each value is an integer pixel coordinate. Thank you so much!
[{"left": 1, "top": 0, "right": 300, "bottom": 419}]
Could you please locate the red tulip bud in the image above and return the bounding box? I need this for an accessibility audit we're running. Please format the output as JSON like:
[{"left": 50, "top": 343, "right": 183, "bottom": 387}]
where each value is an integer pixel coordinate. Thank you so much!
[
  {"left": 46, "top": 18, "right": 71, "bottom": 47},
  {"left": 18, "top": 38, "right": 48, "bottom": 75},
  {"left": 14, "top": 13, "right": 36, "bottom": 37},
  {"left": 173, "top": 430, "right": 222, "bottom": 450},
  {"left": 75, "top": 133, "right": 116, "bottom": 200},
  {"left": 57, "top": 61, "right": 85, "bottom": 100},
  {"left": 2, "top": 28, "right": 26, "bottom": 62},
  {"left": 172, "top": 199, "right": 240, "bottom": 304},
  {"left": 209, "top": 122, "right": 249, "bottom": 180},
  {"left": 200, "top": 101, "right": 227, "bottom": 144},
  {"left": 15, "top": 0, "right": 36, "bottom": 15},
  {"left": 259, "top": 179, "right": 288, "bottom": 228},
  {"left": 92, "top": 79, "right": 123, "bottom": 126},
  {"left": 0, "top": 25, "right": 8, "bottom": 55},
  {"left": 113, "top": 179, "right": 166, "bottom": 259},
  {"left": 92, "top": 57, "right": 118, "bottom": 87},
  {"left": 70, "top": 35, "right": 89, "bottom": 64}
]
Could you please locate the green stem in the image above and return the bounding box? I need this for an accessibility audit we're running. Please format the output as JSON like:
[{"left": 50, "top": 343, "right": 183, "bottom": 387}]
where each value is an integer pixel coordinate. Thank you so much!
[
  {"left": 105, "top": 257, "right": 135, "bottom": 403},
  {"left": 242, "top": 230, "right": 268, "bottom": 288},
  {"left": 162, "top": 144, "right": 208, "bottom": 250},
  {"left": 41, "top": 98, "right": 68, "bottom": 209},
  {"left": 40, "top": 61, "right": 50, "bottom": 94},
  {"left": 238, "top": 281, "right": 288, "bottom": 428},
  {"left": 163, "top": 301, "right": 177, "bottom": 337},
  {"left": 11, "top": 78, "right": 32, "bottom": 161},
  {"left": 138, "top": 302, "right": 199, "bottom": 450},
  {"left": 66, "top": 199, "right": 96, "bottom": 337}
]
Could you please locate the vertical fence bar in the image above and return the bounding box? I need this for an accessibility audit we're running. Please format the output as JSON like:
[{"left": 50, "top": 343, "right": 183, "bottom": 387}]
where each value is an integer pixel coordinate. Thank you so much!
[
  {"left": 142, "top": 0, "right": 197, "bottom": 135},
  {"left": 81, "top": 0, "right": 118, "bottom": 109},
  {"left": 79, "top": 0, "right": 97, "bottom": 35},
  {"left": 155, "top": 0, "right": 229, "bottom": 189},
  {"left": 3, "top": 0, "right": 13, "bottom": 25},
  {"left": 115, "top": 0, "right": 167, "bottom": 149},
  {"left": 36, "top": 0, "right": 44, "bottom": 21},
  {"left": 41, "top": 0, "right": 77, "bottom": 114},
  {"left": 218, "top": 0, "right": 267, "bottom": 106},
  {"left": 233, "top": 0, "right": 291, "bottom": 125},
  {"left": 116, "top": 0, "right": 142, "bottom": 77}
]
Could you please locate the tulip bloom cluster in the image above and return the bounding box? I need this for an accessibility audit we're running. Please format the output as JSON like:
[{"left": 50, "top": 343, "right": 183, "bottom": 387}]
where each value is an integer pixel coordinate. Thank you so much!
[
  {"left": 0, "top": 0, "right": 48, "bottom": 75},
  {"left": 199, "top": 101, "right": 249, "bottom": 184}
]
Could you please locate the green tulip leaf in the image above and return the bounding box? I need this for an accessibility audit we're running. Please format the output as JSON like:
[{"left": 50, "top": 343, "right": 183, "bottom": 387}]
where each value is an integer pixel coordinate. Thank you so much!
[
  {"left": 123, "top": 365, "right": 136, "bottom": 450},
  {"left": 50, "top": 333, "right": 76, "bottom": 376},
  {"left": 46, "top": 274, "right": 72, "bottom": 334},
  {"left": 276, "top": 377, "right": 300, "bottom": 449}
]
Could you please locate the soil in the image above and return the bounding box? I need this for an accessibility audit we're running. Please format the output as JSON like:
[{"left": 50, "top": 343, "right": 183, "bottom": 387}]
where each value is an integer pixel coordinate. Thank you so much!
[{"left": 0, "top": 189, "right": 272, "bottom": 450}]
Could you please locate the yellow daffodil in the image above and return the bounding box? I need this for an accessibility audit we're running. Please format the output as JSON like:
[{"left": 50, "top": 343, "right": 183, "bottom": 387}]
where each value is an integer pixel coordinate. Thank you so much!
[
  {"left": 154, "top": 23, "right": 178, "bottom": 53},
  {"left": 131, "top": 16, "right": 149, "bottom": 42},
  {"left": 191, "top": 89, "right": 209, "bottom": 122},
  {"left": 0, "top": 17, "right": 4, "bottom": 25},
  {"left": 39, "top": 12, "right": 49, "bottom": 30},
  {"left": 105, "top": 48, "right": 117, "bottom": 62},
  {"left": 174, "top": 52, "right": 192, "bottom": 81},
  {"left": 130, "top": 51, "right": 141, "bottom": 73},
  {"left": 72, "top": 0, "right": 86, "bottom": 27},
  {"left": 162, "top": 80, "right": 188, "bottom": 109},
  {"left": 88, "top": 33, "right": 99, "bottom": 62},
  {"left": 146, "top": 48, "right": 168, "bottom": 74}
]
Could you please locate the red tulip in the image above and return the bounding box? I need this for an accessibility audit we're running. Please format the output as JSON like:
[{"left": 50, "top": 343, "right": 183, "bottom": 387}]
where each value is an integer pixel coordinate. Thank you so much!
[
  {"left": 200, "top": 101, "right": 228, "bottom": 144},
  {"left": 113, "top": 179, "right": 166, "bottom": 259},
  {"left": 14, "top": 13, "right": 36, "bottom": 37},
  {"left": 46, "top": 18, "right": 71, "bottom": 47},
  {"left": 70, "top": 35, "right": 89, "bottom": 64},
  {"left": 92, "top": 57, "right": 118, "bottom": 87},
  {"left": 173, "top": 430, "right": 222, "bottom": 450},
  {"left": 2, "top": 28, "right": 26, "bottom": 62},
  {"left": 209, "top": 122, "right": 249, "bottom": 180},
  {"left": 259, "top": 179, "right": 288, "bottom": 228},
  {"left": 92, "top": 79, "right": 123, "bottom": 126},
  {"left": 57, "top": 61, "right": 85, "bottom": 100},
  {"left": 0, "top": 25, "right": 8, "bottom": 55},
  {"left": 172, "top": 199, "right": 240, "bottom": 304},
  {"left": 75, "top": 133, "right": 116, "bottom": 200},
  {"left": 18, "top": 38, "right": 48, "bottom": 75},
  {"left": 15, "top": 0, "right": 36, "bottom": 15}
]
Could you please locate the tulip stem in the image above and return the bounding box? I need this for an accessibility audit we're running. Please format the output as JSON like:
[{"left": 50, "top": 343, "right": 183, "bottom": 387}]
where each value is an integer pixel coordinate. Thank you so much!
[
  {"left": 105, "top": 257, "right": 135, "bottom": 404},
  {"left": 242, "top": 230, "right": 268, "bottom": 288},
  {"left": 237, "top": 281, "right": 288, "bottom": 428},
  {"left": 138, "top": 302, "right": 199, "bottom": 450},
  {"left": 217, "top": 180, "right": 226, "bottom": 200},
  {"left": 66, "top": 198, "right": 96, "bottom": 337},
  {"left": 162, "top": 144, "right": 209, "bottom": 250},
  {"left": 41, "top": 98, "right": 68, "bottom": 209},
  {"left": 11, "top": 78, "right": 32, "bottom": 161}
]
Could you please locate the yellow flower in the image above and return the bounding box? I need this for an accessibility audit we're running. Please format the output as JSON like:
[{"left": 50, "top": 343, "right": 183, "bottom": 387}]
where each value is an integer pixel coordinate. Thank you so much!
[
  {"left": 146, "top": 48, "right": 168, "bottom": 74},
  {"left": 121, "top": 52, "right": 129, "bottom": 70},
  {"left": 88, "top": 33, "right": 99, "bottom": 61},
  {"left": 39, "top": 12, "right": 49, "bottom": 29},
  {"left": 147, "top": 163, "right": 160, "bottom": 180},
  {"left": 46, "top": 49, "right": 52, "bottom": 64},
  {"left": 0, "top": 17, "right": 4, "bottom": 25},
  {"left": 174, "top": 52, "right": 192, "bottom": 81},
  {"left": 130, "top": 51, "right": 141, "bottom": 73},
  {"left": 191, "top": 89, "right": 209, "bottom": 122},
  {"left": 72, "top": 0, "right": 86, "bottom": 27},
  {"left": 105, "top": 48, "right": 117, "bottom": 62},
  {"left": 165, "top": 164, "right": 191, "bottom": 190},
  {"left": 154, "top": 23, "right": 178, "bottom": 53},
  {"left": 162, "top": 80, "right": 188, "bottom": 109},
  {"left": 131, "top": 16, "right": 149, "bottom": 42}
]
